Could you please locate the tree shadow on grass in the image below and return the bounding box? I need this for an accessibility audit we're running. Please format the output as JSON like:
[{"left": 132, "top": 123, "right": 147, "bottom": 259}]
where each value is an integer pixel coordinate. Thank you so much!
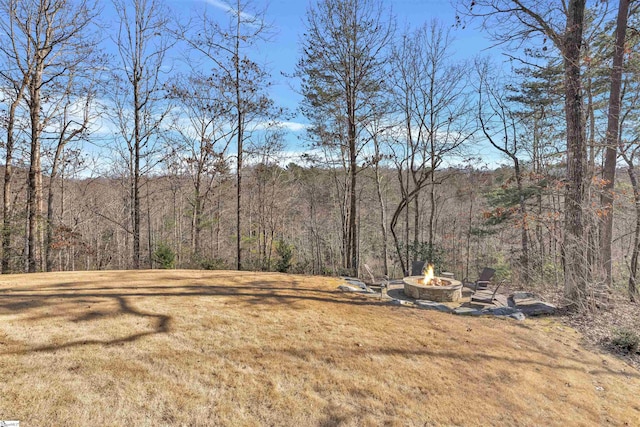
[
  {"left": 1, "top": 294, "right": 171, "bottom": 355},
  {"left": 0, "top": 276, "right": 382, "bottom": 355}
]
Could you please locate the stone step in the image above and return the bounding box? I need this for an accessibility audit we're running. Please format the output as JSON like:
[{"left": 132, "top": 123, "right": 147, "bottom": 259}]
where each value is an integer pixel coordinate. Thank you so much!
[{"left": 471, "top": 291, "right": 508, "bottom": 307}]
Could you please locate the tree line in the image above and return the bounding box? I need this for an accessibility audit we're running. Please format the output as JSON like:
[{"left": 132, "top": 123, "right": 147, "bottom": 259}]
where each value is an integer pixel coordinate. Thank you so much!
[{"left": 1, "top": 0, "right": 639, "bottom": 310}]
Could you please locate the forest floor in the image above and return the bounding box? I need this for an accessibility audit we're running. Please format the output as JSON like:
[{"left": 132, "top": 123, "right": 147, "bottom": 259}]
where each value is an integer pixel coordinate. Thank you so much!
[
  {"left": 563, "top": 294, "right": 640, "bottom": 372},
  {"left": 499, "top": 281, "right": 640, "bottom": 372},
  {"left": 567, "top": 298, "right": 640, "bottom": 369},
  {"left": 0, "top": 270, "right": 639, "bottom": 426}
]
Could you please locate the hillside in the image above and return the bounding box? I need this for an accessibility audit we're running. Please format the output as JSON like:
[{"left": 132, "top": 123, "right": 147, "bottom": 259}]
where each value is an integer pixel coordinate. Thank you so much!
[{"left": 0, "top": 270, "right": 638, "bottom": 426}]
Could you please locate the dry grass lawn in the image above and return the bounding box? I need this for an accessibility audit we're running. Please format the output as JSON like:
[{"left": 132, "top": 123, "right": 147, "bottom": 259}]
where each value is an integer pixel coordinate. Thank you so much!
[{"left": 0, "top": 270, "right": 639, "bottom": 426}]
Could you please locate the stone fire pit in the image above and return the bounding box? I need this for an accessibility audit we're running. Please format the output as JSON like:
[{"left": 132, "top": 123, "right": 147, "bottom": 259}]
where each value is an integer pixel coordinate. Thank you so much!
[{"left": 403, "top": 276, "right": 463, "bottom": 302}]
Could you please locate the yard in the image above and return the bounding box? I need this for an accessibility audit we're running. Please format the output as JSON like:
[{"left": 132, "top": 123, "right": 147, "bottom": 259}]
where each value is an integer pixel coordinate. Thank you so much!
[{"left": 0, "top": 270, "right": 638, "bottom": 426}]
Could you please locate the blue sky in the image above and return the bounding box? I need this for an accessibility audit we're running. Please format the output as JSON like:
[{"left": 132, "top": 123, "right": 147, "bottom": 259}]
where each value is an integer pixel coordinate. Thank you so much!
[{"left": 172, "top": 0, "right": 495, "bottom": 117}]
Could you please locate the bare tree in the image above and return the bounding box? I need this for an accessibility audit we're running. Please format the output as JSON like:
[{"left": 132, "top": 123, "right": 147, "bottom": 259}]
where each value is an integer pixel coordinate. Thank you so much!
[
  {"left": 178, "top": 0, "right": 278, "bottom": 271},
  {"left": 111, "top": 0, "right": 173, "bottom": 269},
  {"left": 165, "top": 71, "right": 232, "bottom": 257},
  {"left": 620, "top": 141, "right": 640, "bottom": 301},
  {"left": 247, "top": 129, "right": 287, "bottom": 270},
  {"left": 0, "top": 0, "right": 98, "bottom": 272},
  {"left": 0, "top": 3, "right": 30, "bottom": 272},
  {"left": 44, "top": 75, "right": 97, "bottom": 271},
  {"left": 387, "top": 21, "right": 472, "bottom": 275},
  {"left": 365, "top": 115, "right": 392, "bottom": 276}
]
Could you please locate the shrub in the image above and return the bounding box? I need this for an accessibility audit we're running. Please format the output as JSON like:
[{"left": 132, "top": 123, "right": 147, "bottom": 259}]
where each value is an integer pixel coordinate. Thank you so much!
[
  {"left": 274, "top": 239, "right": 294, "bottom": 273},
  {"left": 611, "top": 328, "right": 639, "bottom": 353},
  {"left": 336, "top": 267, "right": 355, "bottom": 277},
  {"left": 198, "top": 257, "right": 228, "bottom": 270},
  {"left": 153, "top": 243, "right": 175, "bottom": 269},
  {"left": 291, "top": 259, "right": 312, "bottom": 275}
]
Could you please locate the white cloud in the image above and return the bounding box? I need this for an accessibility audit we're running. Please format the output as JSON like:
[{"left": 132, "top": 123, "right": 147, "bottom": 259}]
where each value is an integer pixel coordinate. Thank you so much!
[
  {"left": 242, "top": 148, "right": 321, "bottom": 168},
  {"left": 201, "top": 0, "right": 257, "bottom": 21},
  {"left": 253, "top": 120, "right": 309, "bottom": 132},
  {"left": 277, "top": 121, "right": 309, "bottom": 132}
]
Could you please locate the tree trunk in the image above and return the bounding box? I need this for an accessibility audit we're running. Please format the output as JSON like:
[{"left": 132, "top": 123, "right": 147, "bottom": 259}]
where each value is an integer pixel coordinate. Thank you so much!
[
  {"left": 428, "top": 70, "right": 437, "bottom": 263},
  {"left": 147, "top": 181, "right": 152, "bottom": 267},
  {"left": 600, "top": 0, "right": 630, "bottom": 289},
  {"left": 373, "top": 163, "right": 389, "bottom": 276},
  {"left": 585, "top": 52, "right": 596, "bottom": 175},
  {"left": 346, "top": 83, "right": 358, "bottom": 274},
  {"left": 466, "top": 191, "right": 474, "bottom": 281},
  {"left": 235, "top": 0, "right": 243, "bottom": 271},
  {"left": 414, "top": 196, "right": 419, "bottom": 261},
  {"left": 216, "top": 189, "right": 221, "bottom": 257},
  {"left": 626, "top": 163, "right": 639, "bottom": 302},
  {"left": 404, "top": 174, "right": 410, "bottom": 275},
  {"left": 2, "top": 138, "right": 13, "bottom": 273},
  {"left": 45, "top": 145, "right": 65, "bottom": 272},
  {"left": 562, "top": 0, "right": 587, "bottom": 307},
  {"left": 428, "top": 158, "right": 436, "bottom": 261},
  {"left": 533, "top": 114, "right": 545, "bottom": 281},
  {"left": 514, "top": 157, "right": 530, "bottom": 285},
  {"left": 192, "top": 167, "right": 202, "bottom": 256},
  {"left": 28, "top": 68, "right": 44, "bottom": 273},
  {"left": 391, "top": 196, "right": 410, "bottom": 276},
  {"left": 133, "top": 85, "right": 141, "bottom": 269},
  {"left": 236, "top": 114, "right": 243, "bottom": 271},
  {"left": 2, "top": 90, "right": 24, "bottom": 273},
  {"left": 348, "top": 158, "right": 357, "bottom": 274}
]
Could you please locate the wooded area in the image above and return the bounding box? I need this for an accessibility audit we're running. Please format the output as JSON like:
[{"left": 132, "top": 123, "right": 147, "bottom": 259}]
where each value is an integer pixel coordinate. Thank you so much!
[{"left": 1, "top": 0, "right": 639, "bottom": 310}]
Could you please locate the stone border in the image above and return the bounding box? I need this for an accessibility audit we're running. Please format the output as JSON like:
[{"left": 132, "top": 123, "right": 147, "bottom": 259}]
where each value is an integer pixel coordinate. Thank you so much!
[
  {"left": 388, "top": 298, "right": 525, "bottom": 320},
  {"left": 403, "top": 275, "right": 463, "bottom": 302}
]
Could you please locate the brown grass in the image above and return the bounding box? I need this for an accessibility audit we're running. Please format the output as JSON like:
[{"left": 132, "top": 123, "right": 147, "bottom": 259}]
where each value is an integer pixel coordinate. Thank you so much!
[{"left": 0, "top": 270, "right": 638, "bottom": 426}]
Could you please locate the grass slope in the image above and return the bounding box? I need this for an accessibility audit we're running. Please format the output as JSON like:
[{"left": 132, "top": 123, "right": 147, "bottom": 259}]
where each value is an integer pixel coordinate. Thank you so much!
[{"left": 0, "top": 270, "right": 638, "bottom": 426}]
